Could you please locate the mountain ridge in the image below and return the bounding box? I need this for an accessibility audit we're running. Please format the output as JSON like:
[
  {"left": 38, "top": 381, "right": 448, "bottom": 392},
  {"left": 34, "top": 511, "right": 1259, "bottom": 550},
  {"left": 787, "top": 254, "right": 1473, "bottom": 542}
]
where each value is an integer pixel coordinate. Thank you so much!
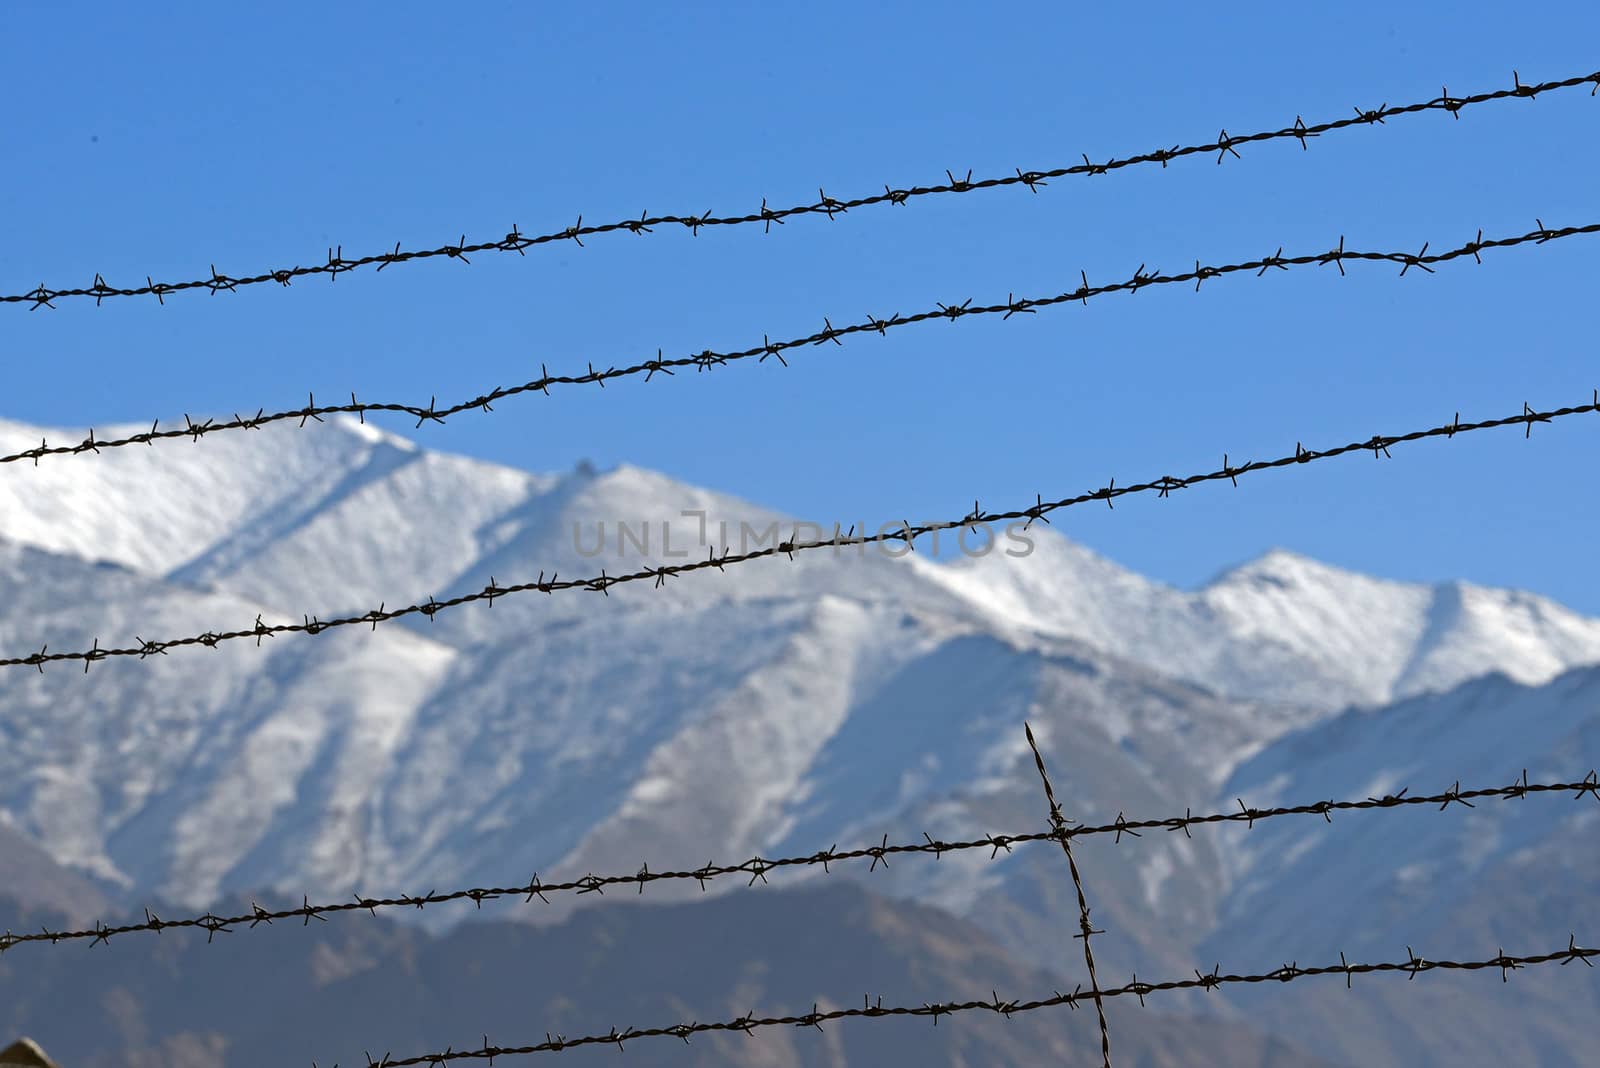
[
  {"left": 4, "top": 412, "right": 1598, "bottom": 709},
  {"left": 2, "top": 412, "right": 1598, "bottom": 1064}
]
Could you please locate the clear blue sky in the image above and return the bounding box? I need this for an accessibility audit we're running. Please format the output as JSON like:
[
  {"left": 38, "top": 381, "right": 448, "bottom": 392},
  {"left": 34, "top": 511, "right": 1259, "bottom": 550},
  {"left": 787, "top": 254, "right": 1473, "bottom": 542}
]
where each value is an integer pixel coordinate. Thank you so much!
[{"left": 5, "top": 4, "right": 1599, "bottom": 609}]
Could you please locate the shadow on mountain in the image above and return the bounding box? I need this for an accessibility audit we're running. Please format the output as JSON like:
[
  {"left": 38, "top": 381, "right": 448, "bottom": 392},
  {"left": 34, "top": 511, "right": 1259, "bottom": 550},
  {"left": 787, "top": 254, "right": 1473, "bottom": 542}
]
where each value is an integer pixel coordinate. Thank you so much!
[{"left": 0, "top": 881, "right": 1335, "bottom": 1068}]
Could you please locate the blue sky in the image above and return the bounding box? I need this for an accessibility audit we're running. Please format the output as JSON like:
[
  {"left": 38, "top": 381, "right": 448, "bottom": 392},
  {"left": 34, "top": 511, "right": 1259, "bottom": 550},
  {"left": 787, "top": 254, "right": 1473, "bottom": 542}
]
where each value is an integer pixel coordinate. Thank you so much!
[{"left": 5, "top": 4, "right": 1599, "bottom": 610}]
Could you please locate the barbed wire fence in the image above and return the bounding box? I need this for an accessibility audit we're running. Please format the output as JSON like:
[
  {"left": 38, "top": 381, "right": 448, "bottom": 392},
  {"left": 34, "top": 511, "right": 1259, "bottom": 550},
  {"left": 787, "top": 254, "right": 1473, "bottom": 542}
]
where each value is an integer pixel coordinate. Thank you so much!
[
  {"left": 303, "top": 939, "right": 1600, "bottom": 1067},
  {"left": 2, "top": 53, "right": 1598, "bottom": 1068},
  {"left": 1027, "top": 723, "right": 1115, "bottom": 1066},
  {"left": 316, "top": 729, "right": 1600, "bottom": 1068},
  {"left": 3, "top": 388, "right": 1597, "bottom": 673},
  {"left": 5, "top": 728, "right": 1595, "bottom": 1065},
  {"left": 4, "top": 217, "right": 1596, "bottom": 472},
  {"left": 5, "top": 68, "right": 1595, "bottom": 312},
  {"left": 7, "top": 755, "right": 1586, "bottom": 955}
]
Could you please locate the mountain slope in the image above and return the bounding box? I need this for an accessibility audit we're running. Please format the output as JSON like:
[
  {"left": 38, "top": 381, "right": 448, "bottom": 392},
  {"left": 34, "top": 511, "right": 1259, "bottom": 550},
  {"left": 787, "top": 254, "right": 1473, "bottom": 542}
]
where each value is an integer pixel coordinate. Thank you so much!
[
  {"left": 0, "top": 882, "right": 1341, "bottom": 1068},
  {"left": 1, "top": 415, "right": 1596, "bottom": 936},
  {"left": 0, "top": 822, "right": 115, "bottom": 926},
  {"left": 927, "top": 535, "right": 1600, "bottom": 709},
  {"left": 2, "top": 414, "right": 1599, "bottom": 1064},
  {"left": 1202, "top": 665, "right": 1600, "bottom": 1068},
  {"left": 4, "top": 414, "right": 1596, "bottom": 709},
  {"left": 0, "top": 416, "right": 427, "bottom": 575},
  {"left": 1210, "top": 665, "right": 1600, "bottom": 966},
  {"left": 0, "top": 535, "right": 460, "bottom": 903}
]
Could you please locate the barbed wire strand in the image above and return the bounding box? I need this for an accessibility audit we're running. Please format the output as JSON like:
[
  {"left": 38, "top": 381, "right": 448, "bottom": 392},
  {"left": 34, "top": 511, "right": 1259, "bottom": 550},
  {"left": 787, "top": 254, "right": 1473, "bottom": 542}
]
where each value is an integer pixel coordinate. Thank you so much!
[
  {"left": 313, "top": 937, "right": 1599, "bottom": 1066},
  {"left": 5, "top": 389, "right": 1599, "bottom": 672},
  {"left": 5, "top": 218, "right": 1596, "bottom": 472},
  {"left": 1027, "top": 722, "right": 1113, "bottom": 1067},
  {"left": 5, "top": 771, "right": 1593, "bottom": 956},
  {"left": 7, "top": 69, "right": 1597, "bottom": 312}
]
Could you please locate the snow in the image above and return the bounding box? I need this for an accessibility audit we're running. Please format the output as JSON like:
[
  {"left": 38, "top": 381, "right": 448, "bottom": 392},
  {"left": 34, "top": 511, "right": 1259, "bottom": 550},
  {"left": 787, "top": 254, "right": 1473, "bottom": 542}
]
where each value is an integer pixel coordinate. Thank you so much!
[
  {"left": 1, "top": 411, "right": 1598, "bottom": 957},
  {"left": 0, "top": 415, "right": 391, "bottom": 574},
  {"left": 930, "top": 534, "right": 1600, "bottom": 710},
  {"left": 1207, "top": 665, "right": 1600, "bottom": 961}
]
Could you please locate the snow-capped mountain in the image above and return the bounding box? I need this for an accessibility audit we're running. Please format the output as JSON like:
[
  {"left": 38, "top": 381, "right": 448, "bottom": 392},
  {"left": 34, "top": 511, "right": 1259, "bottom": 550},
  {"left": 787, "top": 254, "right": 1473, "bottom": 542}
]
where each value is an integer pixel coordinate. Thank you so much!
[
  {"left": 1195, "top": 665, "right": 1600, "bottom": 1068},
  {"left": 1211, "top": 664, "right": 1600, "bottom": 964},
  {"left": 928, "top": 534, "right": 1600, "bottom": 710},
  {"left": 0, "top": 412, "right": 1597, "bottom": 1065},
  {"left": 0, "top": 535, "right": 459, "bottom": 896},
  {"left": 6, "top": 412, "right": 1596, "bottom": 703}
]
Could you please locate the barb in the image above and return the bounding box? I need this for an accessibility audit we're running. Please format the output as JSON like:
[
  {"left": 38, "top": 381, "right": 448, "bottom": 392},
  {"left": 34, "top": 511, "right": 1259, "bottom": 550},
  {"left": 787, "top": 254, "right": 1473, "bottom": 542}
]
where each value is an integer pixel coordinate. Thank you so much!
[
  {"left": 299, "top": 937, "right": 1598, "bottom": 1065},
  {"left": 5, "top": 390, "right": 1599, "bottom": 671},
  {"left": 7, "top": 69, "right": 1596, "bottom": 312},
  {"left": 6, "top": 219, "right": 1598, "bottom": 473},
  {"left": 1027, "top": 723, "right": 1112, "bottom": 1067},
  {"left": 4, "top": 771, "right": 1592, "bottom": 956}
]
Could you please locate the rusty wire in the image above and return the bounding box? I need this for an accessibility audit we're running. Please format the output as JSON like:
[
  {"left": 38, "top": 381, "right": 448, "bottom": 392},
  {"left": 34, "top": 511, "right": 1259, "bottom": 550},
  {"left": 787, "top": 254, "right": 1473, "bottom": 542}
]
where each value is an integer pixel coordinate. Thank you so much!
[
  {"left": 4, "top": 770, "right": 1592, "bottom": 956},
  {"left": 4, "top": 390, "right": 1599, "bottom": 672},
  {"left": 4, "top": 218, "right": 1597, "bottom": 473},
  {"left": 304, "top": 936, "right": 1599, "bottom": 1066},
  {"left": 6, "top": 69, "right": 1596, "bottom": 313}
]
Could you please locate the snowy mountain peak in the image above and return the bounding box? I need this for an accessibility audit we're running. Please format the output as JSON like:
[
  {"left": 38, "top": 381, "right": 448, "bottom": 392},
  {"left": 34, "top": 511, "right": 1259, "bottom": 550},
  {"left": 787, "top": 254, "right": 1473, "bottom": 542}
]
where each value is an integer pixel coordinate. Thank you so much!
[
  {"left": 0, "top": 414, "right": 1594, "bottom": 1067},
  {"left": 2, "top": 411, "right": 1599, "bottom": 709},
  {"left": 1205, "top": 547, "right": 1351, "bottom": 589},
  {"left": 559, "top": 460, "right": 747, "bottom": 517},
  {"left": 924, "top": 530, "right": 1600, "bottom": 710},
  {"left": 328, "top": 413, "right": 420, "bottom": 452}
]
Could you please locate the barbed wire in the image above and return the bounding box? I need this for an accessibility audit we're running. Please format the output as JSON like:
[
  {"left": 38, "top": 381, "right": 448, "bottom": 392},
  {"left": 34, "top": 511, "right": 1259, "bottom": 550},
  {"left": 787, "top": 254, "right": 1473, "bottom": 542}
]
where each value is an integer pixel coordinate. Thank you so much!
[
  {"left": 9, "top": 61, "right": 1596, "bottom": 1068},
  {"left": 310, "top": 936, "right": 1599, "bottom": 1066},
  {"left": 4, "top": 770, "right": 1592, "bottom": 956},
  {"left": 1027, "top": 722, "right": 1113, "bottom": 1067},
  {"left": 5, "top": 218, "right": 1596, "bottom": 472},
  {"left": 5, "top": 389, "right": 1598, "bottom": 672},
  {"left": 7, "top": 69, "right": 1596, "bottom": 312}
]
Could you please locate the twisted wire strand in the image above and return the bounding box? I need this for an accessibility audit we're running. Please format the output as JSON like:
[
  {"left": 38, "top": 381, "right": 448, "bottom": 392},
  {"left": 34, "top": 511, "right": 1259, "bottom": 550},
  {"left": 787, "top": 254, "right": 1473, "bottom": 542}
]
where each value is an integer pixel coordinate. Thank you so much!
[
  {"left": 7, "top": 69, "right": 1595, "bottom": 311},
  {"left": 4, "top": 771, "right": 1592, "bottom": 955},
  {"left": 5, "top": 218, "right": 1596, "bottom": 472},
  {"left": 1027, "top": 722, "right": 1112, "bottom": 1066},
  {"left": 324, "top": 937, "right": 1600, "bottom": 1066},
  {"left": 4, "top": 390, "right": 1598, "bottom": 672}
]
